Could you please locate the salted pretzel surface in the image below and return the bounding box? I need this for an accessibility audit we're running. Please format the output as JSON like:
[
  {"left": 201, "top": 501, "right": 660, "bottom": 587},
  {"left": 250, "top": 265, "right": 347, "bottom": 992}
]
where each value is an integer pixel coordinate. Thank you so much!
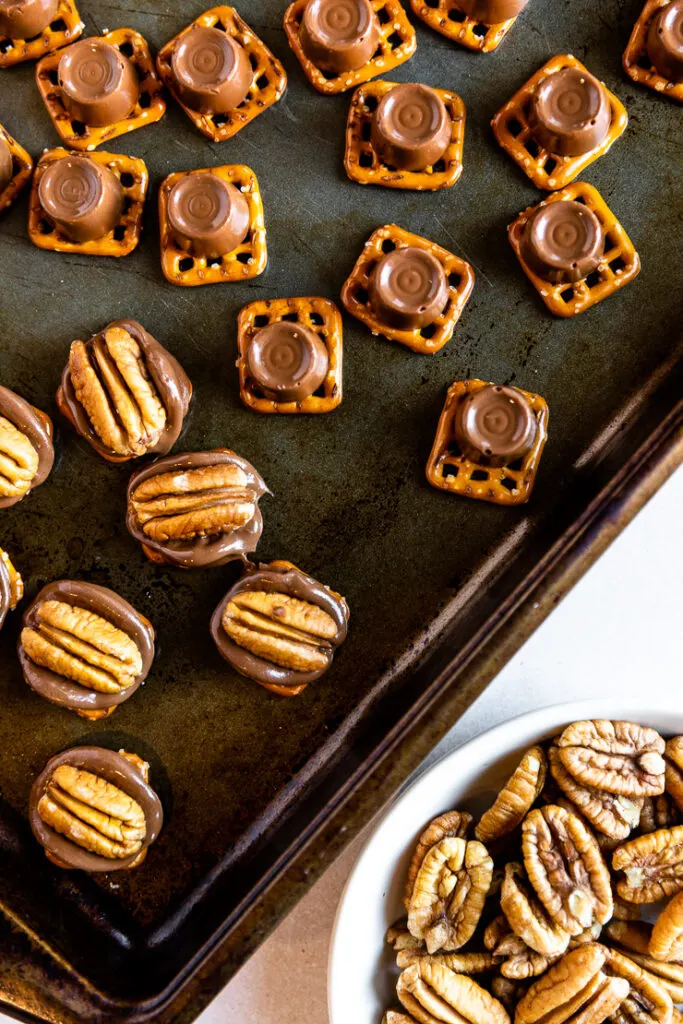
[
  {"left": 0, "top": 124, "right": 33, "bottom": 214},
  {"left": 0, "top": 0, "right": 82, "bottom": 67},
  {"left": 426, "top": 379, "right": 549, "bottom": 506},
  {"left": 491, "top": 54, "right": 628, "bottom": 190},
  {"left": 28, "top": 147, "right": 148, "bottom": 257},
  {"left": 408, "top": 0, "right": 519, "bottom": 51},
  {"left": 341, "top": 224, "right": 474, "bottom": 354},
  {"left": 237, "top": 297, "right": 343, "bottom": 414},
  {"left": 508, "top": 181, "right": 641, "bottom": 319},
  {"left": 623, "top": 0, "right": 683, "bottom": 102},
  {"left": 159, "top": 164, "right": 266, "bottom": 287},
  {"left": 156, "top": 6, "right": 287, "bottom": 141},
  {"left": 284, "top": 0, "right": 416, "bottom": 95},
  {"left": 344, "top": 80, "right": 465, "bottom": 190},
  {"left": 36, "top": 28, "right": 165, "bottom": 151}
]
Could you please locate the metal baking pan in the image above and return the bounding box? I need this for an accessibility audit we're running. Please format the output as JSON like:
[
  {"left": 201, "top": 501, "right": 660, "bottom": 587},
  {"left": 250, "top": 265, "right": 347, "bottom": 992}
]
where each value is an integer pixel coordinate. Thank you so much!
[{"left": 0, "top": 0, "right": 681, "bottom": 1019}]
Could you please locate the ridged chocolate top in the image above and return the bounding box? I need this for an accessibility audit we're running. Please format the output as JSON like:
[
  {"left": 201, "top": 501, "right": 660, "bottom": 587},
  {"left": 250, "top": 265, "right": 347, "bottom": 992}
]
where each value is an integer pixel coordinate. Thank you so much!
[
  {"left": 0, "top": 138, "right": 13, "bottom": 192},
  {"left": 58, "top": 39, "right": 140, "bottom": 127},
  {"left": 454, "top": 385, "right": 538, "bottom": 467},
  {"left": 167, "top": 173, "right": 250, "bottom": 259},
  {"left": 528, "top": 67, "right": 611, "bottom": 157},
  {"left": 0, "top": 0, "right": 58, "bottom": 40},
  {"left": 520, "top": 200, "right": 604, "bottom": 284},
  {"left": 647, "top": 0, "right": 683, "bottom": 82},
  {"left": 0, "top": 384, "right": 54, "bottom": 509},
  {"left": 246, "top": 322, "right": 329, "bottom": 402},
  {"left": 38, "top": 156, "right": 124, "bottom": 243},
  {"left": 371, "top": 84, "right": 451, "bottom": 172},
  {"left": 456, "top": 0, "right": 529, "bottom": 23},
  {"left": 369, "top": 247, "right": 449, "bottom": 329},
  {"left": 171, "top": 26, "right": 252, "bottom": 114},
  {"left": 300, "top": 0, "right": 380, "bottom": 73}
]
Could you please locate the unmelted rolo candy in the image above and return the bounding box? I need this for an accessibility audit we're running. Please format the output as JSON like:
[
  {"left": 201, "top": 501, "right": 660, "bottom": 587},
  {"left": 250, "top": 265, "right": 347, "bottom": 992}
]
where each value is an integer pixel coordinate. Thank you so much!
[
  {"left": 369, "top": 246, "right": 449, "bottom": 330},
  {"left": 519, "top": 200, "right": 604, "bottom": 284},
  {"left": 167, "top": 172, "right": 250, "bottom": 259},
  {"left": 0, "top": 138, "right": 13, "bottom": 192},
  {"left": 57, "top": 39, "right": 140, "bottom": 127},
  {"left": 170, "top": 26, "right": 252, "bottom": 114},
  {"left": 299, "top": 0, "right": 380, "bottom": 74},
  {"left": 454, "top": 384, "right": 538, "bottom": 468},
  {"left": 0, "top": 0, "right": 58, "bottom": 40},
  {"left": 246, "top": 321, "right": 329, "bottom": 403},
  {"left": 528, "top": 66, "right": 611, "bottom": 157},
  {"left": 456, "top": 0, "right": 529, "bottom": 22},
  {"left": 371, "top": 83, "right": 451, "bottom": 171},
  {"left": 647, "top": 0, "right": 683, "bottom": 82},
  {"left": 38, "top": 155, "right": 124, "bottom": 242}
]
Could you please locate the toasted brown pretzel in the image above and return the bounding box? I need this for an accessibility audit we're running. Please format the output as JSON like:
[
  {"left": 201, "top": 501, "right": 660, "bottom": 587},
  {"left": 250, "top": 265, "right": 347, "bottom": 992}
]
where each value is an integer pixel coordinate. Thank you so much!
[
  {"left": 237, "top": 297, "right": 343, "bottom": 414},
  {"left": 408, "top": 0, "right": 519, "bottom": 51},
  {"left": 284, "top": 0, "right": 416, "bottom": 95},
  {"left": 623, "top": 0, "right": 683, "bottom": 102},
  {"left": 156, "top": 6, "right": 287, "bottom": 141},
  {"left": 344, "top": 80, "right": 465, "bottom": 191},
  {"left": 491, "top": 54, "right": 628, "bottom": 191},
  {"left": 28, "top": 147, "right": 148, "bottom": 257},
  {"left": 0, "top": 0, "right": 82, "bottom": 67},
  {"left": 0, "top": 124, "right": 33, "bottom": 215},
  {"left": 35, "top": 28, "right": 166, "bottom": 151},
  {"left": 508, "top": 181, "right": 641, "bottom": 319},
  {"left": 159, "top": 164, "right": 267, "bottom": 287},
  {"left": 341, "top": 224, "right": 474, "bottom": 354},
  {"left": 426, "top": 380, "right": 549, "bottom": 506}
]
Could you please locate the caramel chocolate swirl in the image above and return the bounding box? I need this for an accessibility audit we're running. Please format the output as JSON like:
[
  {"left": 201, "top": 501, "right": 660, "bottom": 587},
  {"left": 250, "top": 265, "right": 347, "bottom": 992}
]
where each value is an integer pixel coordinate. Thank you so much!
[{"left": 0, "top": 384, "right": 54, "bottom": 509}]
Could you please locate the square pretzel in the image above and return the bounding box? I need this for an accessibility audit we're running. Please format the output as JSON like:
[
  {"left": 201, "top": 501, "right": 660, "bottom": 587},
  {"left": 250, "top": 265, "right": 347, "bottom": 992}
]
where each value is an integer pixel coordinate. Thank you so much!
[
  {"left": 344, "top": 80, "right": 465, "bottom": 190},
  {"left": 341, "top": 224, "right": 474, "bottom": 354},
  {"left": 237, "top": 297, "right": 343, "bottom": 413},
  {"left": 491, "top": 54, "right": 628, "bottom": 190},
  {"left": 408, "top": 0, "right": 519, "bottom": 52},
  {"left": 159, "top": 164, "right": 267, "bottom": 287},
  {"left": 623, "top": 0, "right": 683, "bottom": 102},
  {"left": 156, "top": 6, "right": 287, "bottom": 142},
  {"left": 0, "top": 0, "right": 82, "bottom": 67},
  {"left": 508, "top": 181, "right": 641, "bottom": 318},
  {"left": 35, "top": 28, "right": 166, "bottom": 152},
  {"left": 426, "top": 379, "right": 549, "bottom": 506},
  {"left": 0, "top": 124, "right": 33, "bottom": 215},
  {"left": 28, "top": 147, "right": 148, "bottom": 257},
  {"left": 284, "top": 0, "right": 416, "bottom": 95}
]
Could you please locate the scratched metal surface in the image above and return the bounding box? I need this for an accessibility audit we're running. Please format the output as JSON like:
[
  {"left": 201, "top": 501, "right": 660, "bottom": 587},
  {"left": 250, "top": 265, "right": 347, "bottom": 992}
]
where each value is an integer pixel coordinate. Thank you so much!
[{"left": 0, "top": 0, "right": 681, "bottom": 1017}]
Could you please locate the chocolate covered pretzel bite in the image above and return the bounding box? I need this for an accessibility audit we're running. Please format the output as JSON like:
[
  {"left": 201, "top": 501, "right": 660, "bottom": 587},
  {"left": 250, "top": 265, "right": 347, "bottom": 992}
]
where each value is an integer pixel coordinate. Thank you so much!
[
  {"left": 408, "top": 0, "right": 529, "bottom": 52},
  {"left": 0, "top": 548, "right": 23, "bottom": 631},
  {"left": 29, "top": 746, "right": 163, "bottom": 871},
  {"left": 0, "top": 0, "right": 82, "bottom": 68},
  {"left": 623, "top": 0, "right": 683, "bottom": 101},
  {"left": 0, "top": 384, "right": 54, "bottom": 509},
  {"left": 0, "top": 123, "right": 33, "bottom": 215},
  {"left": 57, "top": 319, "right": 192, "bottom": 462},
  {"left": 19, "top": 580, "right": 155, "bottom": 719}
]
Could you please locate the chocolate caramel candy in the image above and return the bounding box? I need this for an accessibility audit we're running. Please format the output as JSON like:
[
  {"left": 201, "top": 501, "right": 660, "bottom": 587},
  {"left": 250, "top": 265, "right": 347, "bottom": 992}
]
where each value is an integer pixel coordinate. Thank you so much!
[
  {"left": 300, "top": 0, "right": 380, "bottom": 74},
  {"left": 127, "top": 449, "right": 269, "bottom": 569},
  {"left": 57, "top": 319, "right": 193, "bottom": 462},
  {"left": 456, "top": 0, "right": 529, "bottom": 22},
  {"left": 38, "top": 155, "right": 124, "bottom": 243},
  {"left": 29, "top": 746, "right": 163, "bottom": 871},
  {"left": 647, "top": 0, "right": 683, "bottom": 82},
  {"left": 19, "top": 580, "right": 155, "bottom": 719},
  {"left": 57, "top": 39, "right": 140, "bottom": 127},
  {"left": 369, "top": 246, "right": 449, "bottom": 329},
  {"left": 371, "top": 84, "right": 451, "bottom": 171},
  {"left": 0, "top": 549, "right": 23, "bottom": 632},
  {"left": 0, "top": 385, "right": 54, "bottom": 509},
  {"left": 454, "top": 385, "right": 538, "bottom": 468},
  {"left": 211, "top": 560, "right": 349, "bottom": 696},
  {"left": 520, "top": 201, "right": 604, "bottom": 284},
  {"left": 528, "top": 67, "right": 611, "bottom": 157},
  {"left": 0, "top": 138, "right": 13, "bottom": 192},
  {"left": 246, "top": 322, "right": 329, "bottom": 402},
  {"left": 0, "top": 0, "right": 58, "bottom": 39},
  {"left": 170, "top": 26, "right": 252, "bottom": 114},
  {"left": 167, "top": 173, "right": 250, "bottom": 259}
]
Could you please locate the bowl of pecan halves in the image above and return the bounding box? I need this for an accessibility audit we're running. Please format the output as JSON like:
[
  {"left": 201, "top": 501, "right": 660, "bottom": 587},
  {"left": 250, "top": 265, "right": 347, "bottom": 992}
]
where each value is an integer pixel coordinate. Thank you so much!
[{"left": 328, "top": 701, "right": 683, "bottom": 1024}]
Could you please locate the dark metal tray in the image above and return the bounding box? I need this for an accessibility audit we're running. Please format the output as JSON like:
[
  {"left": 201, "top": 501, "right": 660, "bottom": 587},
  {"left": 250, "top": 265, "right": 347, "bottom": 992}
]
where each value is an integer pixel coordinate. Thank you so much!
[{"left": 0, "top": 0, "right": 681, "bottom": 1020}]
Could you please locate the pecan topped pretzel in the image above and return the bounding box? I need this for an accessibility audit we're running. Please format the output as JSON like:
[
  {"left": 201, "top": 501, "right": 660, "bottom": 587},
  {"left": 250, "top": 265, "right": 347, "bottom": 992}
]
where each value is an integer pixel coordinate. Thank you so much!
[
  {"left": 0, "top": 548, "right": 23, "bottom": 631},
  {"left": 0, "top": 384, "right": 54, "bottom": 508}
]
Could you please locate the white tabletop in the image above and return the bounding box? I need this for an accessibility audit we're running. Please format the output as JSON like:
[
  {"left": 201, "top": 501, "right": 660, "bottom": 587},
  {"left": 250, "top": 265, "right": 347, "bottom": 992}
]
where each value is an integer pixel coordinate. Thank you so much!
[{"left": 2, "top": 466, "right": 681, "bottom": 1024}]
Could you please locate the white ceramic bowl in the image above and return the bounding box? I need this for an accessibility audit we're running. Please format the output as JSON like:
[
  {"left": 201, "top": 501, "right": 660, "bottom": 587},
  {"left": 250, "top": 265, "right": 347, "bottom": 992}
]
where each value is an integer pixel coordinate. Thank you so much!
[{"left": 328, "top": 698, "right": 679, "bottom": 1024}]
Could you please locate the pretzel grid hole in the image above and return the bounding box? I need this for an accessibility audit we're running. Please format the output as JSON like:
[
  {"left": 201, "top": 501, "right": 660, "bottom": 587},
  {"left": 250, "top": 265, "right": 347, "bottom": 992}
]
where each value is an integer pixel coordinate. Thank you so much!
[{"left": 0, "top": 0, "right": 83, "bottom": 66}]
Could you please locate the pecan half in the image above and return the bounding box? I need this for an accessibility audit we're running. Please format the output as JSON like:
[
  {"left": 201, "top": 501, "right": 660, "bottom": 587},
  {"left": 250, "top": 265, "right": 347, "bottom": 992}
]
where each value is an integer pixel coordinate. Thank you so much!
[
  {"left": 603, "top": 946, "right": 672, "bottom": 1024},
  {"left": 604, "top": 920, "right": 683, "bottom": 1003},
  {"left": 404, "top": 811, "right": 473, "bottom": 912},
  {"left": 0, "top": 414, "right": 39, "bottom": 500},
  {"left": 549, "top": 746, "right": 643, "bottom": 841},
  {"left": 475, "top": 746, "right": 546, "bottom": 844},
  {"left": 639, "top": 794, "right": 681, "bottom": 835},
  {"left": 612, "top": 826, "right": 683, "bottom": 904},
  {"left": 556, "top": 721, "right": 666, "bottom": 798},
  {"left": 69, "top": 326, "right": 167, "bottom": 457},
  {"left": 396, "top": 949, "right": 500, "bottom": 973},
  {"left": 664, "top": 738, "right": 683, "bottom": 813},
  {"left": 514, "top": 944, "right": 629, "bottom": 1024},
  {"left": 649, "top": 890, "right": 683, "bottom": 962},
  {"left": 522, "top": 805, "right": 613, "bottom": 936},
  {"left": 383, "top": 1013, "right": 419, "bottom": 1024},
  {"left": 501, "top": 861, "right": 570, "bottom": 957},
  {"left": 407, "top": 837, "right": 493, "bottom": 954},
  {"left": 397, "top": 961, "right": 510, "bottom": 1024},
  {"left": 37, "top": 764, "right": 146, "bottom": 860},
  {"left": 21, "top": 600, "right": 142, "bottom": 693},
  {"left": 485, "top": 915, "right": 560, "bottom": 980},
  {"left": 387, "top": 920, "right": 426, "bottom": 954}
]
